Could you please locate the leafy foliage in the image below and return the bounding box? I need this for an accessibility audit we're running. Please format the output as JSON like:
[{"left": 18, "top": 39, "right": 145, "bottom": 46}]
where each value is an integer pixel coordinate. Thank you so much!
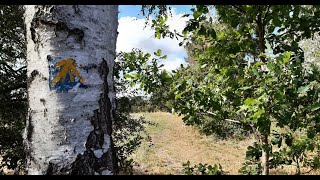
[
  {"left": 116, "top": 49, "right": 174, "bottom": 112},
  {"left": 112, "top": 52, "right": 157, "bottom": 174},
  {"left": 141, "top": 5, "right": 182, "bottom": 40},
  {"left": 112, "top": 108, "right": 151, "bottom": 174},
  {"left": 0, "top": 5, "right": 26, "bottom": 173},
  {"left": 182, "top": 161, "right": 224, "bottom": 175},
  {"left": 142, "top": 5, "right": 320, "bottom": 175}
]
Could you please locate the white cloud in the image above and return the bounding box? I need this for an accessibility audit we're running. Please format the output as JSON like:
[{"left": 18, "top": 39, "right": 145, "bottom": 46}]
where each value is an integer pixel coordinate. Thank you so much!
[
  {"left": 116, "top": 8, "right": 189, "bottom": 72},
  {"left": 161, "top": 57, "right": 186, "bottom": 72}
]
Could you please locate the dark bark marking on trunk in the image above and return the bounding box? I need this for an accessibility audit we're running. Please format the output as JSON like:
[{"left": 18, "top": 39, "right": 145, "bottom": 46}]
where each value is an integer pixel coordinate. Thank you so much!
[
  {"left": 109, "top": 137, "right": 118, "bottom": 173},
  {"left": 40, "top": 98, "right": 47, "bottom": 117},
  {"left": 27, "top": 70, "right": 47, "bottom": 89},
  {"left": 98, "top": 58, "right": 114, "bottom": 135},
  {"left": 72, "top": 5, "right": 81, "bottom": 15},
  {"left": 26, "top": 110, "right": 34, "bottom": 141},
  {"left": 30, "top": 27, "right": 37, "bottom": 44},
  {"left": 65, "top": 58, "right": 118, "bottom": 175},
  {"left": 69, "top": 150, "right": 96, "bottom": 175},
  {"left": 31, "top": 6, "right": 84, "bottom": 44},
  {"left": 46, "top": 159, "right": 73, "bottom": 175},
  {"left": 27, "top": 70, "right": 39, "bottom": 89}
]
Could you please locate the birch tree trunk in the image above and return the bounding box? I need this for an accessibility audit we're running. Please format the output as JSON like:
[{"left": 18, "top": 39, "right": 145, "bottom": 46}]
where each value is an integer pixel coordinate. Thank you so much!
[{"left": 23, "top": 5, "right": 118, "bottom": 175}]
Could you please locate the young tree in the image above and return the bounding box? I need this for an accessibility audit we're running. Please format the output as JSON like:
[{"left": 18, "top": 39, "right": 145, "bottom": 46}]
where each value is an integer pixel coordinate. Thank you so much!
[{"left": 23, "top": 5, "right": 118, "bottom": 175}]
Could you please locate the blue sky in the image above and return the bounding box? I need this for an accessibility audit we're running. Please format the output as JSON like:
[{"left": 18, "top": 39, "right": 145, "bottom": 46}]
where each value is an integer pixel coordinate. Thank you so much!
[
  {"left": 117, "top": 5, "right": 193, "bottom": 71},
  {"left": 119, "top": 5, "right": 193, "bottom": 18}
]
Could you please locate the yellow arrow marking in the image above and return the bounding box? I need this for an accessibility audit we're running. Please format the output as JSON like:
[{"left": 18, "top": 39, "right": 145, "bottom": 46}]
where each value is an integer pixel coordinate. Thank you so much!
[{"left": 51, "top": 58, "right": 86, "bottom": 87}]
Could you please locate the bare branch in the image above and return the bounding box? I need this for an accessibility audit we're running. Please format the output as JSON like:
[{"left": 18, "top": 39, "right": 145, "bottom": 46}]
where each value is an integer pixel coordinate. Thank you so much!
[
  {"left": 16, "top": 65, "right": 27, "bottom": 72},
  {"left": 224, "top": 119, "right": 241, "bottom": 124},
  {"left": 206, "top": 111, "right": 216, "bottom": 116}
]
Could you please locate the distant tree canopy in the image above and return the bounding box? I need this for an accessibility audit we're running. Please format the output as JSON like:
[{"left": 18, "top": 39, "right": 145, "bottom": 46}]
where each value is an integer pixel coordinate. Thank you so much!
[{"left": 0, "top": 5, "right": 26, "bottom": 172}]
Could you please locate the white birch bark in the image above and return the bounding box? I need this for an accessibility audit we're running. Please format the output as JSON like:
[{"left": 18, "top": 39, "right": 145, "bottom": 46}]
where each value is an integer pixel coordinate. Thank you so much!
[{"left": 23, "top": 5, "right": 118, "bottom": 175}]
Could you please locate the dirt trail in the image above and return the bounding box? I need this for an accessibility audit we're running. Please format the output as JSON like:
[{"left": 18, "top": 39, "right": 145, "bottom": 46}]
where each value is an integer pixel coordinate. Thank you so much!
[{"left": 130, "top": 112, "right": 254, "bottom": 175}]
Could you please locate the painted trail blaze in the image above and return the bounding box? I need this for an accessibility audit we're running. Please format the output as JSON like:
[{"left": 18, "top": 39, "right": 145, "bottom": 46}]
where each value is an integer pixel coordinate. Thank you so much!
[{"left": 48, "top": 56, "right": 88, "bottom": 93}]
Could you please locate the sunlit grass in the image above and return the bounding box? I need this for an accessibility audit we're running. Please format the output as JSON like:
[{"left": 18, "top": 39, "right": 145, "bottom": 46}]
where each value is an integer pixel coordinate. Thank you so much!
[
  {"left": 130, "top": 112, "right": 320, "bottom": 175},
  {"left": 130, "top": 112, "right": 254, "bottom": 174}
]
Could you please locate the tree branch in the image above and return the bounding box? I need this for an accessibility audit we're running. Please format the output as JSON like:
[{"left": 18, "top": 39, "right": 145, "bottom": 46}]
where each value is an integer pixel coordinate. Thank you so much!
[
  {"left": 0, "top": 61, "right": 15, "bottom": 74},
  {"left": 204, "top": 111, "right": 241, "bottom": 123},
  {"left": 224, "top": 118, "right": 242, "bottom": 124},
  {"left": 247, "top": 123, "right": 262, "bottom": 142},
  {"left": 256, "top": 6, "right": 266, "bottom": 63},
  {"left": 232, "top": 5, "right": 246, "bottom": 16},
  {"left": 279, "top": 28, "right": 299, "bottom": 38},
  {"left": 263, "top": 5, "right": 271, "bottom": 26},
  {"left": 0, "top": 61, "right": 26, "bottom": 76},
  {"left": 16, "top": 65, "right": 27, "bottom": 73}
]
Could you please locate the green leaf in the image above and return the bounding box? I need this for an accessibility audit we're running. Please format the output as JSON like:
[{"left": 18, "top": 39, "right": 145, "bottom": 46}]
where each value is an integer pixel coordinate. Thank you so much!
[
  {"left": 159, "top": 16, "right": 164, "bottom": 23},
  {"left": 310, "top": 104, "right": 320, "bottom": 112},
  {"left": 283, "top": 51, "right": 291, "bottom": 63},
  {"left": 267, "top": 63, "right": 274, "bottom": 71},
  {"left": 254, "top": 62, "right": 264, "bottom": 67},
  {"left": 244, "top": 98, "right": 257, "bottom": 105},
  {"left": 249, "top": 28, "right": 254, "bottom": 35},
  {"left": 201, "top": 64, "right": 207, "bottom": 69},
  {"left": 297, "top": 85, "right": 310, "bottom": 96},
  {"left": 155, "top": 49, "right": 162, "bottom": 56},
  {"left": 239, "top": 86, "right": 252, "bottom": 90},
  {"left": 175, "top": 92, "right": 183, "bottom": 99},
  {"left": 193, "top": 11, "right": 202, "bottom": 19},
  {"left": 252, "top": 108, "right": 265, "bottom": 119},
  {"left": 130, "top": 81, "right": 135, "bottom": 87},
  {"left": 132, "top": 73, "right": 139, "bottom": 79},
  {"left": 156, "top": 31, "right": 161, "bottom": 39},
  {"left": 161, "top": 55, "right": 168, "bottom": 59},
  {"left": 124, "top": 74, "right": 131, "bottom": 79}
]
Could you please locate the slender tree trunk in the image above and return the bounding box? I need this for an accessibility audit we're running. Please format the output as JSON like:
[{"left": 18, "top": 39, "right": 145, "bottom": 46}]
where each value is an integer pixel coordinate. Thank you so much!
[
  {"left": 261, "top": 135, "right": 269, "bottom": 175},
  {"left": 257, "top": 12, "right": 266, "bottom": 63},
  {"left": 23, "top": 5, "right": 119, "bottom": 175},
  {"left": 296, "top": 158, "right": 301, "bottom": 175},
  {"left": 256, "top": 7, "right": 269, "bottom": 175}
]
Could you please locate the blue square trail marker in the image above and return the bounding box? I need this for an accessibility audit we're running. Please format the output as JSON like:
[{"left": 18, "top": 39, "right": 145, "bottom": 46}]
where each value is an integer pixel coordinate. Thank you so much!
[{"left": 48, "top": 56, "right": 88, "bottom": 93}]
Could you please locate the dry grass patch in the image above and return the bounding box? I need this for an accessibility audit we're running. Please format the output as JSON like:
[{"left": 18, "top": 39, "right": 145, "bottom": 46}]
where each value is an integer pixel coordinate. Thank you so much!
[
  {"left": 130, "top": 112, "right": 254, "bottom": 175},
  {"left": 130, "top": 112, "right": 320, "bottom": 175}
]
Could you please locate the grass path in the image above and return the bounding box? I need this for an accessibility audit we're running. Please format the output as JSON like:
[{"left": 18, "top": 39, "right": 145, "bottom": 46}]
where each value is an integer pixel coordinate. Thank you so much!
[{"left": 130, "top": 112, "right": 254, "bottom": 175}]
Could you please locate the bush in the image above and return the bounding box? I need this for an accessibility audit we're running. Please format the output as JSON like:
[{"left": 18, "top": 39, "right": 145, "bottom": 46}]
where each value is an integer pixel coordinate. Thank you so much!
[
  {"left": 182, "top": 161, "right": 224, "bottom": 175},
  {"left": 113, "top": 96, "right": 153, "bottom": 174}
]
